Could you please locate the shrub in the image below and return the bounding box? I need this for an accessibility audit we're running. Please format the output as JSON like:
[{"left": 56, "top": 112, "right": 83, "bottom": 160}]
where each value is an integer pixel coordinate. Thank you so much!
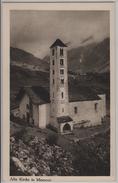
[
  {"left": 14, "top": 128, "right": 27, "bottom": 141},
  {"left": 46, "top": 132, "right": 58, "bottom": 146},
  {"left": 72, "top": 131, "right": 110, "bottom": 176}
]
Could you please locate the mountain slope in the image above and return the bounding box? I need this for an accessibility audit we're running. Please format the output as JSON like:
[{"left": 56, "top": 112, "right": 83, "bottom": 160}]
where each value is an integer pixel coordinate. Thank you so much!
[
  {"left": 10, "top": 47, "right": 49, "bottom": 71},
  {"left": 68, "top": 38, "right": 110, "bottom": 73}
]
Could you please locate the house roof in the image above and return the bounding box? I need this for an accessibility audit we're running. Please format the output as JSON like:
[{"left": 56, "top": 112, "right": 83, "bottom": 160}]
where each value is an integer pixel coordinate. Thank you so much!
[
  {"left": 50, "top": 39, "right": 67, "bottom": 48},
  {"left": 17, "top": 83, "right": 101, "bottom": 105},
  {"left": 17, "top": 86, "right": 50, "bottom": 105},
  {"left": 57, "top": 116, "right": 73, "bottom": 124}
]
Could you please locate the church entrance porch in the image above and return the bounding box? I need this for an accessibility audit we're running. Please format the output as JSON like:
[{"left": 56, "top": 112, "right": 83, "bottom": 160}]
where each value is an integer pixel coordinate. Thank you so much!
[
  {"left": 57, "top": 116, "right": 74, "bottom": 133},
  {"left": 63, "top": 123, "right": 71, "bottom": 132}
]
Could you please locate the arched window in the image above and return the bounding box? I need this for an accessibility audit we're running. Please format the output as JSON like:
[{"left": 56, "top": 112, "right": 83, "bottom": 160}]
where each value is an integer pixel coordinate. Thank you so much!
[
  {"left": 52, "top": 60, "right": 54, "bottom": 65},
  {"left": 61, "top": 79, "right": 64, "bottom": 84},
  {"left": 53, "top": 79, "right": 54, "bottom": 84},
  {"left": 61, "top": 92, "right": 64, "bottom": 99},
  {"left": 52, "top": 49, "right": 55, "bottom": 56},
  {"left": 60, "top": 59, "right": 64, "bottom": 65},
  {"left": 60, "top": 69, "right": 64, "bottom": 74},
  {"left": 60, "top": 48, "right": 63, "bottom": 56},
  {"left": 53, "top": 92, "right": 54, "bottom": 98}
]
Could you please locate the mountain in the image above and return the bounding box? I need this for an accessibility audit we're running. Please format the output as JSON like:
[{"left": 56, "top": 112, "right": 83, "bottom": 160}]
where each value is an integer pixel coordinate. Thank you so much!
[
  {"left": 43, "top": 38, "right": 110, "bottom": 73},
  {"left": 68, "top": 38, "right": 110, "bottom": 73},
  {"left": 10, "top": 47, "right": 49, "bottom": 71}
]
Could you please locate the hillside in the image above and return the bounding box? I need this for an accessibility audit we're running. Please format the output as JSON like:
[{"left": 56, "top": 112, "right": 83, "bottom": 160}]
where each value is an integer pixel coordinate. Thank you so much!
[
  {"left": 10, "top": 120, "right": 110, "bottom": 176},
  {"left": 10, "top": 47, "right": 49, "bottom": 71}
]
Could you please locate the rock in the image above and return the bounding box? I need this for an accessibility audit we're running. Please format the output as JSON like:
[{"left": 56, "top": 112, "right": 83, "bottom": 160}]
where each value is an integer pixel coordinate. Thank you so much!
[
  {"left": 28, "top": 167, "right": 39, "bottom": 176},
  {"left": 10, "top": 135, "right": 74, "bottom": 176},
  {"left": 11, "top": 157, "right": 27, "bottom": 173}
]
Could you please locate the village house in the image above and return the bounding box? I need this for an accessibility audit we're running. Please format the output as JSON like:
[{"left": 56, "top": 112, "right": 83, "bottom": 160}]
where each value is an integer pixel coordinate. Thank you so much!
[{"left": 12, "top": 39, "right": 106, "bottom": 133}]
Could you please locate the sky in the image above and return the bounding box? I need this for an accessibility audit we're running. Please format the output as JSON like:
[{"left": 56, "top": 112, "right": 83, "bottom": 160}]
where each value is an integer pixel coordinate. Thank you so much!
[{"left": 10, "top": 10, "right": 110, "bottom": 58}]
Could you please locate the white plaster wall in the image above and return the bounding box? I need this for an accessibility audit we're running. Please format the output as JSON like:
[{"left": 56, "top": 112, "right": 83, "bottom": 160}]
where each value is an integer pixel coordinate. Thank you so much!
[
  {"left": 19, "top": 94, "right": 29, "bottom": 118},
  {"left": 69, "top": 99, "right": 106, "bottom": 126},
  {"left": 38, "top": 103, "right": 50, "bottom": 128},
  {"left": 98, "top": 94, "right": 106, "bottom": 118}
]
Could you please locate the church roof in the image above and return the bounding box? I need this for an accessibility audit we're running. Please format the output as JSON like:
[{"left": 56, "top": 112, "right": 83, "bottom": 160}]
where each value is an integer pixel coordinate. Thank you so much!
[
  {"left": 68, "top": 82, "right": 101, "bottom": 102},
  {"left": 57, "top": 116, "right": 73, "bottom": 124},
  {"left": 50, "top": 39, "right": 67, "bottom": 48},
  {"left": 17, "top": 84, "right": 101, "bottom": 105}
]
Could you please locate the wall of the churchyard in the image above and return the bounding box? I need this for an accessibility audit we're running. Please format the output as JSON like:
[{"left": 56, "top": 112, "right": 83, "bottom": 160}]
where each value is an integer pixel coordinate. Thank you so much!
[
  {"left": 19, "top": 94, "right": 30, "bottom": 119},
  {"left": 38, "top": 103, "right": 50, "bottom": 128},
  {"left": 32, "top": 104, "right": 39, "bottom": 126},
  {"left": 98, "top": 94, "right": 106, "bottom": 119},
  {"left": 69, "top": 95, "right": 106, "bottom": 127}
]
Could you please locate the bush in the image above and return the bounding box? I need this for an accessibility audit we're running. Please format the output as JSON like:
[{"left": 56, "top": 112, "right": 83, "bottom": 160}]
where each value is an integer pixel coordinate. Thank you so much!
[
  {"left": 14, "top": 128, "right": 27, "bottom": 141},
  {"left": 72, "top": 130, "right": 110, "bottom": 176},
  {"left": 46, "top": 132, "right": 58, "bottom": 146}
]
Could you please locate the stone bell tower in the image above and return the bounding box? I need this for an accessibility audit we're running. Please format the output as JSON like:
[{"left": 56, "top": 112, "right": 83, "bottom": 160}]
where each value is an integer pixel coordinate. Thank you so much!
[{"left": 50, "top": 39, "right": 69, "bottom": 128}]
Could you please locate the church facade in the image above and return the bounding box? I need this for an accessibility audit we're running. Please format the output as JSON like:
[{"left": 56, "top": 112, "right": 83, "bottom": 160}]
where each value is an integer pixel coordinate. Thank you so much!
[{"left": 13, "top": 39, "right": 106, "bottom": 133}]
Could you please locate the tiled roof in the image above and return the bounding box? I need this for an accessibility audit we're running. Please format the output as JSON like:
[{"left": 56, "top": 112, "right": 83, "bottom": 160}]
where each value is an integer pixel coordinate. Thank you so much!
[
  {"left": 17, "top": 82, "right": 102, "bottom": 105},
  {"left": 68, "top": 82, "right": 101, "bottom": 102},
  {"left": 50, "top": 39, "right": 67, "bottom": 48},
  {"left": 57, "top": 116, "right": 73, "bottom": 124}
]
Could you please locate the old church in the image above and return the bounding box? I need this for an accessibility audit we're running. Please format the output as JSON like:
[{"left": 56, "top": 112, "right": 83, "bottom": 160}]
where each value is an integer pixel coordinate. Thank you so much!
[{"left": 13, "top": 39, "right": 106, "bottom": 133}]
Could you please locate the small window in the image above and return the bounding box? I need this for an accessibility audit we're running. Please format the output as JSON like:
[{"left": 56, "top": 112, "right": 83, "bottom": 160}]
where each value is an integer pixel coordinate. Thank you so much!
[
  {"left": 74, "top": 106, "right": 77, "bottom": 114},
  {"left": 61, "top": 92, "right": 64, "bottom": 99},
  {"left": 60, "top": 59, "right": 64, "bottom": 66},
  {"left": 61, "top": 79, "right": 64, "bottom": 84},
  {"left": 53, "top": 70, "right": 55, "bottom": 74},
  {"left": 53, "top": 79, "right": 54, "bottom": 84},
  {"left": 62, "top": 108, "right": 64, "bottom": 113},
  {"left": 52, "top": 60, "right": 54, "bottom": 65},
  {"left": 94, "top": 103, "right": 98, "bottom": 112},
  {"left": 52, "top": 49, "right": 55, "bottom": 56},
  {"left": 53, "top": 92, "right": 54, "bottom": 98},
  {"left": 60, "top": 69, "right": 64, "bottom": 74},
  {"left": 60, "top": 48, "right": 63, "bottom": 56},
  {"left": 26, "top": 104, "right": 29, "bottom": 109}
]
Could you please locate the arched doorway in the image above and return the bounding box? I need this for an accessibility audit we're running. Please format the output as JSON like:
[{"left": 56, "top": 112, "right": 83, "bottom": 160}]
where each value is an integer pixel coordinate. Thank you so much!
[{"left": 63, "top": 123, "right": 71, "bottom": 132}]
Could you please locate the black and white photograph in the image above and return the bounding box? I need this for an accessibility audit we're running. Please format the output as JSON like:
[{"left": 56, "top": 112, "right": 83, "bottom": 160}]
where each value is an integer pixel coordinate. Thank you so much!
[{"left": 1, "top": 2, "right": 116, "bottom": 181}]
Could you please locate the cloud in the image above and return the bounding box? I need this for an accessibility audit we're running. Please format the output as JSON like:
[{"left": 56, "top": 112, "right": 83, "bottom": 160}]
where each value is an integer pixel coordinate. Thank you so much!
[{"left": 10, "top": 10, "right": 110, "bottom": 58}]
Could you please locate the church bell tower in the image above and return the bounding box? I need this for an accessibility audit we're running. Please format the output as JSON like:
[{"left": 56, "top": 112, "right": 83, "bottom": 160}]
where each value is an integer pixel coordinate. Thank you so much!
[{"left": 50, "top": 39, "right": 69, "bottom": 129}]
